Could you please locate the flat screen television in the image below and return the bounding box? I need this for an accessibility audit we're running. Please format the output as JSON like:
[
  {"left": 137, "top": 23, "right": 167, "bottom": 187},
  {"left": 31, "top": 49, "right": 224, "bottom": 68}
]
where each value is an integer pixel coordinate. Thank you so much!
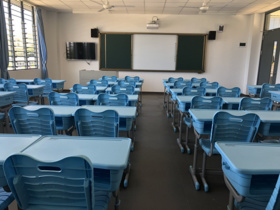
[{"left": 66, "top": 42, "right": 96, "bottom": 60}]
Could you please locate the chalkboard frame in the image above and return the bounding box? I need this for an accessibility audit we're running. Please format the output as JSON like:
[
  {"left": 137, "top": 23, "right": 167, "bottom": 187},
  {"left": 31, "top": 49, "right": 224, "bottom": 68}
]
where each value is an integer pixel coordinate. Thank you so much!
[{"left": 99, "top": 32, "right": 207, "bottom": 73}]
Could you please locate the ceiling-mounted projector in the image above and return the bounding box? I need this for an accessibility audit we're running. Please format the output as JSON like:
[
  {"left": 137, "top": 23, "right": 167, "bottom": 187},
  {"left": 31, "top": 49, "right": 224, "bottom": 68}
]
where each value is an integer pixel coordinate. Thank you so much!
[{"left": 147, "top": 16, "right": 159, "bottom": 29}]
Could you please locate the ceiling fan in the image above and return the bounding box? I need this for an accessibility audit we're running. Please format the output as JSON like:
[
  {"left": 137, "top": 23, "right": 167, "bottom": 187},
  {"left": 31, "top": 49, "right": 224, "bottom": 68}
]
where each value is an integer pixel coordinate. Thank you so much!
[
  {"left": 183, "top": 1, "right": 210, "bottom": 13},
  {"left": 90, "top": 0, "right": 134, "bottom": 12}
]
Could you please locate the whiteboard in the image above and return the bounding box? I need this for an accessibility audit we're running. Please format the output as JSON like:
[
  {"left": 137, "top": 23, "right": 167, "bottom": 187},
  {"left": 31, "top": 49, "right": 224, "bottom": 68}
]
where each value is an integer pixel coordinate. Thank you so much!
[{"left": 132, "top": 34, "right": 177, "bottom": 71}]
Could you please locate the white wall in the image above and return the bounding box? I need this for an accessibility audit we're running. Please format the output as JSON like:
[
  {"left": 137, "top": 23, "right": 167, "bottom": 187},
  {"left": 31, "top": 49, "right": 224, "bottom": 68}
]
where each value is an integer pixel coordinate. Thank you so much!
[{"left": 42, "top": 12, "right": 263, "bottom": 93}]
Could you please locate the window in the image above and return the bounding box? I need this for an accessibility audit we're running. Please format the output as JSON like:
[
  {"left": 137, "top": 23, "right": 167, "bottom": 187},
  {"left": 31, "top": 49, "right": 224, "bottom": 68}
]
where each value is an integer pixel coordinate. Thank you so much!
[
  {"left": 265, "top": 9, "right": 280, "bottom": 31},
  {"left": 3, "top": 0, "right": 39, "bottom": 71}
]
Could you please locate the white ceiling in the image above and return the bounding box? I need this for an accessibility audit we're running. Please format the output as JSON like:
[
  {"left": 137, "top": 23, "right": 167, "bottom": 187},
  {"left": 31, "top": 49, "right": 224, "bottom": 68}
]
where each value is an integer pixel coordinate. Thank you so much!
[{"left": 24, "top": 0, "right": 280, "bottom": 15}]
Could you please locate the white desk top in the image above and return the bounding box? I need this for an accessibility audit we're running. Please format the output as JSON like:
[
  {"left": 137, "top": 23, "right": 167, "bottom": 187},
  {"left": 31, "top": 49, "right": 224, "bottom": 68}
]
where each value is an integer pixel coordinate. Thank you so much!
[
  {"left": 0, "top": 91, "right": 15, "bottom": 96},
  {"left": 82, "top": 105, "right": 137, "bottom": 118},
  {"left": 24, "top": 105, "right": 137, "bottom": 118},
  {"left": 0, "top": 84, "right": 44, "bottom": 89},
  {"left": 170, "top": 88, "right": 217, "bottom": 95},
  {"left": 106, "top": 87, "right": 140, "bottom": 93},
  {"left": 246, "top": 110, "right": 280, "bottom": 122},
  {"left": 16, "top": 79, "right": 65, "bottom": 83},
  {"left": 76, "top": 94, "right": 138, "bottom": 101},
  {"left": 216, "top": 142, "right": 280, "bottom": 174},
  {"left": 269, "top": 91, "right": 280, "bottom": 95},
  {"left": 189, "top": 109, "right": 247, "bottom": 121},
  {"left": 222, "top": 97, "right": 243, "bottom": 104},
  {"left": 247, "top": 85, "right": 262, "bottom": 88},
  {"left": 0, "top": 134, "right": 41, "bottom": 164},
  {"left": 22, "top": 136, "right": 131, "bottom": 170}
]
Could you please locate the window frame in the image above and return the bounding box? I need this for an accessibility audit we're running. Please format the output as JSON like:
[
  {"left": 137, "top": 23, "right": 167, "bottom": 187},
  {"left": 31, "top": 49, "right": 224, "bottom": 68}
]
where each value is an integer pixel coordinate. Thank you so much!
[{"left": 3, "top": 0, "right": 39, "bottom": 71}]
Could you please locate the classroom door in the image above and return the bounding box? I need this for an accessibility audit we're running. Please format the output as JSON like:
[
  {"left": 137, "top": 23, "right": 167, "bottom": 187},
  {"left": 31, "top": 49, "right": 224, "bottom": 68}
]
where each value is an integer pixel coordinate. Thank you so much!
[{"left": 257, "top": 28, "right": 280, "bottom": 85}]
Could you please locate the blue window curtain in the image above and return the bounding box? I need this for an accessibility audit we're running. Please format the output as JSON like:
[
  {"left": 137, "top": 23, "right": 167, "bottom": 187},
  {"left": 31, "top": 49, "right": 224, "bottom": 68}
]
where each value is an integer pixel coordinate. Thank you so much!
[
  {"left": 0, "top": 0, "right": 10, "bottom": 79},
  {"left": 35, "top": 8, "right": 48, "bottom": 79}
]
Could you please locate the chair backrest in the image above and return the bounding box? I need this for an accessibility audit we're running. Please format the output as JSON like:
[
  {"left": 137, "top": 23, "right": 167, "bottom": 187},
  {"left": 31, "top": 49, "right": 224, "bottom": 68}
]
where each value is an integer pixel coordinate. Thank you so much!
[
  {"left": 125, "top": 76, "right": 140, "bottom": 82},
  {"left": 4, "top": 154, "right": 94, "bottom": 210},
  {"left": 191, "top": 77, "right": 207, "bottom": 83},
  {"left": 101, "top": 76, "right": 117, "bottom": 82},
  {"left": 8, "top": 107, "right": 56, "bottom": 135},
  {"left": 217, "top": 87, "right": 241, "bottom": 97},
  {"left": 0, "top": 79, "right": 8, "bottom": 84},
  {"left": 34, "top": 78, "right": 53, "bottom": 94},
  {"left": 97, "top": 93, "right": 128, "bottom": 106},
  {"left": 111, "top": 85, "right": 135, "bottom": 94},
  {"left": 239, "top": 97, "right": 273, "bottom": 110},
  {"left": 8, "top": 78, "right": 16, "bottom": 85},
  {"left": 167, "top": 77, "right": 183, "bottom": 83},
  {"left": 118, "top": 80, "right": 136, "bottom": 87},
  {"left": 89, "top": 79, "right": 108, "bottom": 87},
  {"left": 200, "top": 81, "right": 219, "bottom": 89},
  {"left": 191, "top": 96, "right": 223, "bottom": 109},
  {"left": 209, "top": 112, "right": 260, "bottom": 148},
  {"left": 74, "top": 109, "right": 119, "bottom": 137},
  {"left": 72, "top": 84, "right": 96, "bottom": 94},
  {"left": 174, "top": 81, "right": 192, "bottom": 88},
  {"left": 260, "top": 83, "right": 280, "bottom": 98},
  {"left": 48, "top": 92, "right": 79, "bottom": 106},
  {"left": 182, "top": 87, "right": 206, "bottom": 96},
  {"left": 4, "top": 83, "right": 29, "bottom": 104}
]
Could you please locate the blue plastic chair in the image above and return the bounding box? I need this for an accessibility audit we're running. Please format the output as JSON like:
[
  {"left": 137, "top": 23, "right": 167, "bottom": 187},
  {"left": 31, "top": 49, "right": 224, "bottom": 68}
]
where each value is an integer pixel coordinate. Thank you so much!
[
  {"left": 4, "top": 154, "right": 111, "bottom": 210},
  {"left": 101, "top": 76, "right": 117, "bottom": 82},
  {"left": 48, "top": 92, "right": 79, "bottom": 106},
  {"left": 217, "top": 86, "right": 241, "bottom": 97},
  {"left": 9, "top": 107, "right": 57, "bottom": 135},
  {"left": 167, "top": 77, "right": 183, "bottom": 83},
  {"left": 118, "top": 80, "right": 136, "bottom": 87},
  {"left": 72, "top": 84, "right": 96, "bottom": 94},
  {"left": 7, "top": 78, "right": 16, "bottom": 85},
  {"left": 182, "top": 87, "right": 206, "bottom": 96},
  {"left": 97, "top": 93, "right": 128, "bottom": 106},
  {"left": 111, "top": 85, "right": 135, "bottom": 95},
  {"left": 239, "top": 97, "right": 273, "bottom": 110},
  {"left": 173, "top": 81, "right": 192, "bottom": 89},
  {"left": 0, "top": 187, "right": 14, "bottom": 210},
  {"left": 183, "top": 96, "right": 223, "bottom": 154},
  {"left": 89, "top": 79, "right": 109, "bottom": 87},
  {"left": 260, "top": 83, "right": 280, "bottom": 98},
  {"left": 197, "top": 112, "right": 260, "bottom": 192},
  {"left": 200, "top": 81, "right": 219, "bottom": 89},
  {"left": 0, "top": 79, "right": 8, "bottom": 84},
  {"left": 191, "top": 77, "right": 207, "bottom": 83},
  {"left": 125, "top": 76, "right": 140, "bottom": 82},
  {"left": 4, "top": 83, "right": 37, "bottom": 106},
  {"left": 74, "top": 109, "right": 119, "bottom": 137},
  {"left": 34, "top": 78, "right": 53, "bottom": 96}
]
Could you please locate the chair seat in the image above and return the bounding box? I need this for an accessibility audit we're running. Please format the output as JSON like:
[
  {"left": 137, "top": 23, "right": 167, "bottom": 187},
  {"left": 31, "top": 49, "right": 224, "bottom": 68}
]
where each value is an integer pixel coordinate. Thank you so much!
[
  {"left": 0, "top": 187, "right": 14, "bottom": 209},
  {"left": 183, "top": 117, "right": 191, "bottom": 127},
  {"left": 199, "top": 139, "right": 219, "bottom": 156}
]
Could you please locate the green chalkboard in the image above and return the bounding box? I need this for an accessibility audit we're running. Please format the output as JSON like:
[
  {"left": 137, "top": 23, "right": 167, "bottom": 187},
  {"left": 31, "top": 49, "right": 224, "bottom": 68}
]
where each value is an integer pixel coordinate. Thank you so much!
[
  {"left": 176, "top": 35, "right": 206, "bottom": 71},
  {"left": 100, "top": 32, "right": 206, "bottom": 72},
  {"left": 100, "top": 34, "right": 131, "bottom": 69}
]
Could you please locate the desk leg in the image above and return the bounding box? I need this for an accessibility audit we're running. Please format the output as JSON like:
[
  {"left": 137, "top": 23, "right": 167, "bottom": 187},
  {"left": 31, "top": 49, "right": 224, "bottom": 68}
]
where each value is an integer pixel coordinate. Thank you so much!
[
  {"left": 172, "top": 101, "right": 178, "bottom": 132},
  {"left": 189, "top": 130, "right": 200, "bottom": 190},
  {"left": 227, "top": 192, "right": 235, "bottom": 210},
  {"left": 123, "top": 161, "right": 131, "bottom": 188},
  {"left": 166, "top": 93, "right": 171, "bottom": 117},
  {"left": 176, "top": 111, "right": 185, "bottom": 153},
  {"left": 163, "top": 87, "right": 167, "bottom": 108}
]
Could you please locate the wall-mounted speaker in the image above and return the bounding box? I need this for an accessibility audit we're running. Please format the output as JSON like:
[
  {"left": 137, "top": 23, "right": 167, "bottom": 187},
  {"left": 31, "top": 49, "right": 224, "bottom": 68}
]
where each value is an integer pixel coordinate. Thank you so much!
[
  {"left": 91, "top": 28, "right": 99, "bottom": 38},
  {"left": 208, "top": 31, "right": 216, "bottom": 40}
]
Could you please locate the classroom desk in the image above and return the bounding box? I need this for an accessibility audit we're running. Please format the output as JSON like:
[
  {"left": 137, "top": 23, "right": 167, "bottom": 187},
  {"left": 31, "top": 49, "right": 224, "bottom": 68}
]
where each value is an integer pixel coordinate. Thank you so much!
[
  {"left": 188, "top": 109, "right": 248, "bottom": 190},
  {"left": 246, "top": 110, "right": 280, "bottom": 136},
  {"left": 87, "top": 81, "right": 143, "bottom": 88},
  {"left": 247, "top": 85, "right": 262, "bottom": 96},
  {"left": 0, "top": 134, "right": 42, "bottom": 187},
  {"left": 105, "top": 87, "right": 140, "bottom": 94},
  {"left": 0, "top": 84, "right": 44, "bottom": 97},
  {"left": 222, "top": 97, "right": 244, "bottom": 109},
  {"left": 216, "top": 142, "right": 280, "bottom": 210},
  {"left": 16, "top": 79, "right": 66, "bottom": 90},
  {"left": 21, "top": 136, "right": 131, "bottom": 192}
]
